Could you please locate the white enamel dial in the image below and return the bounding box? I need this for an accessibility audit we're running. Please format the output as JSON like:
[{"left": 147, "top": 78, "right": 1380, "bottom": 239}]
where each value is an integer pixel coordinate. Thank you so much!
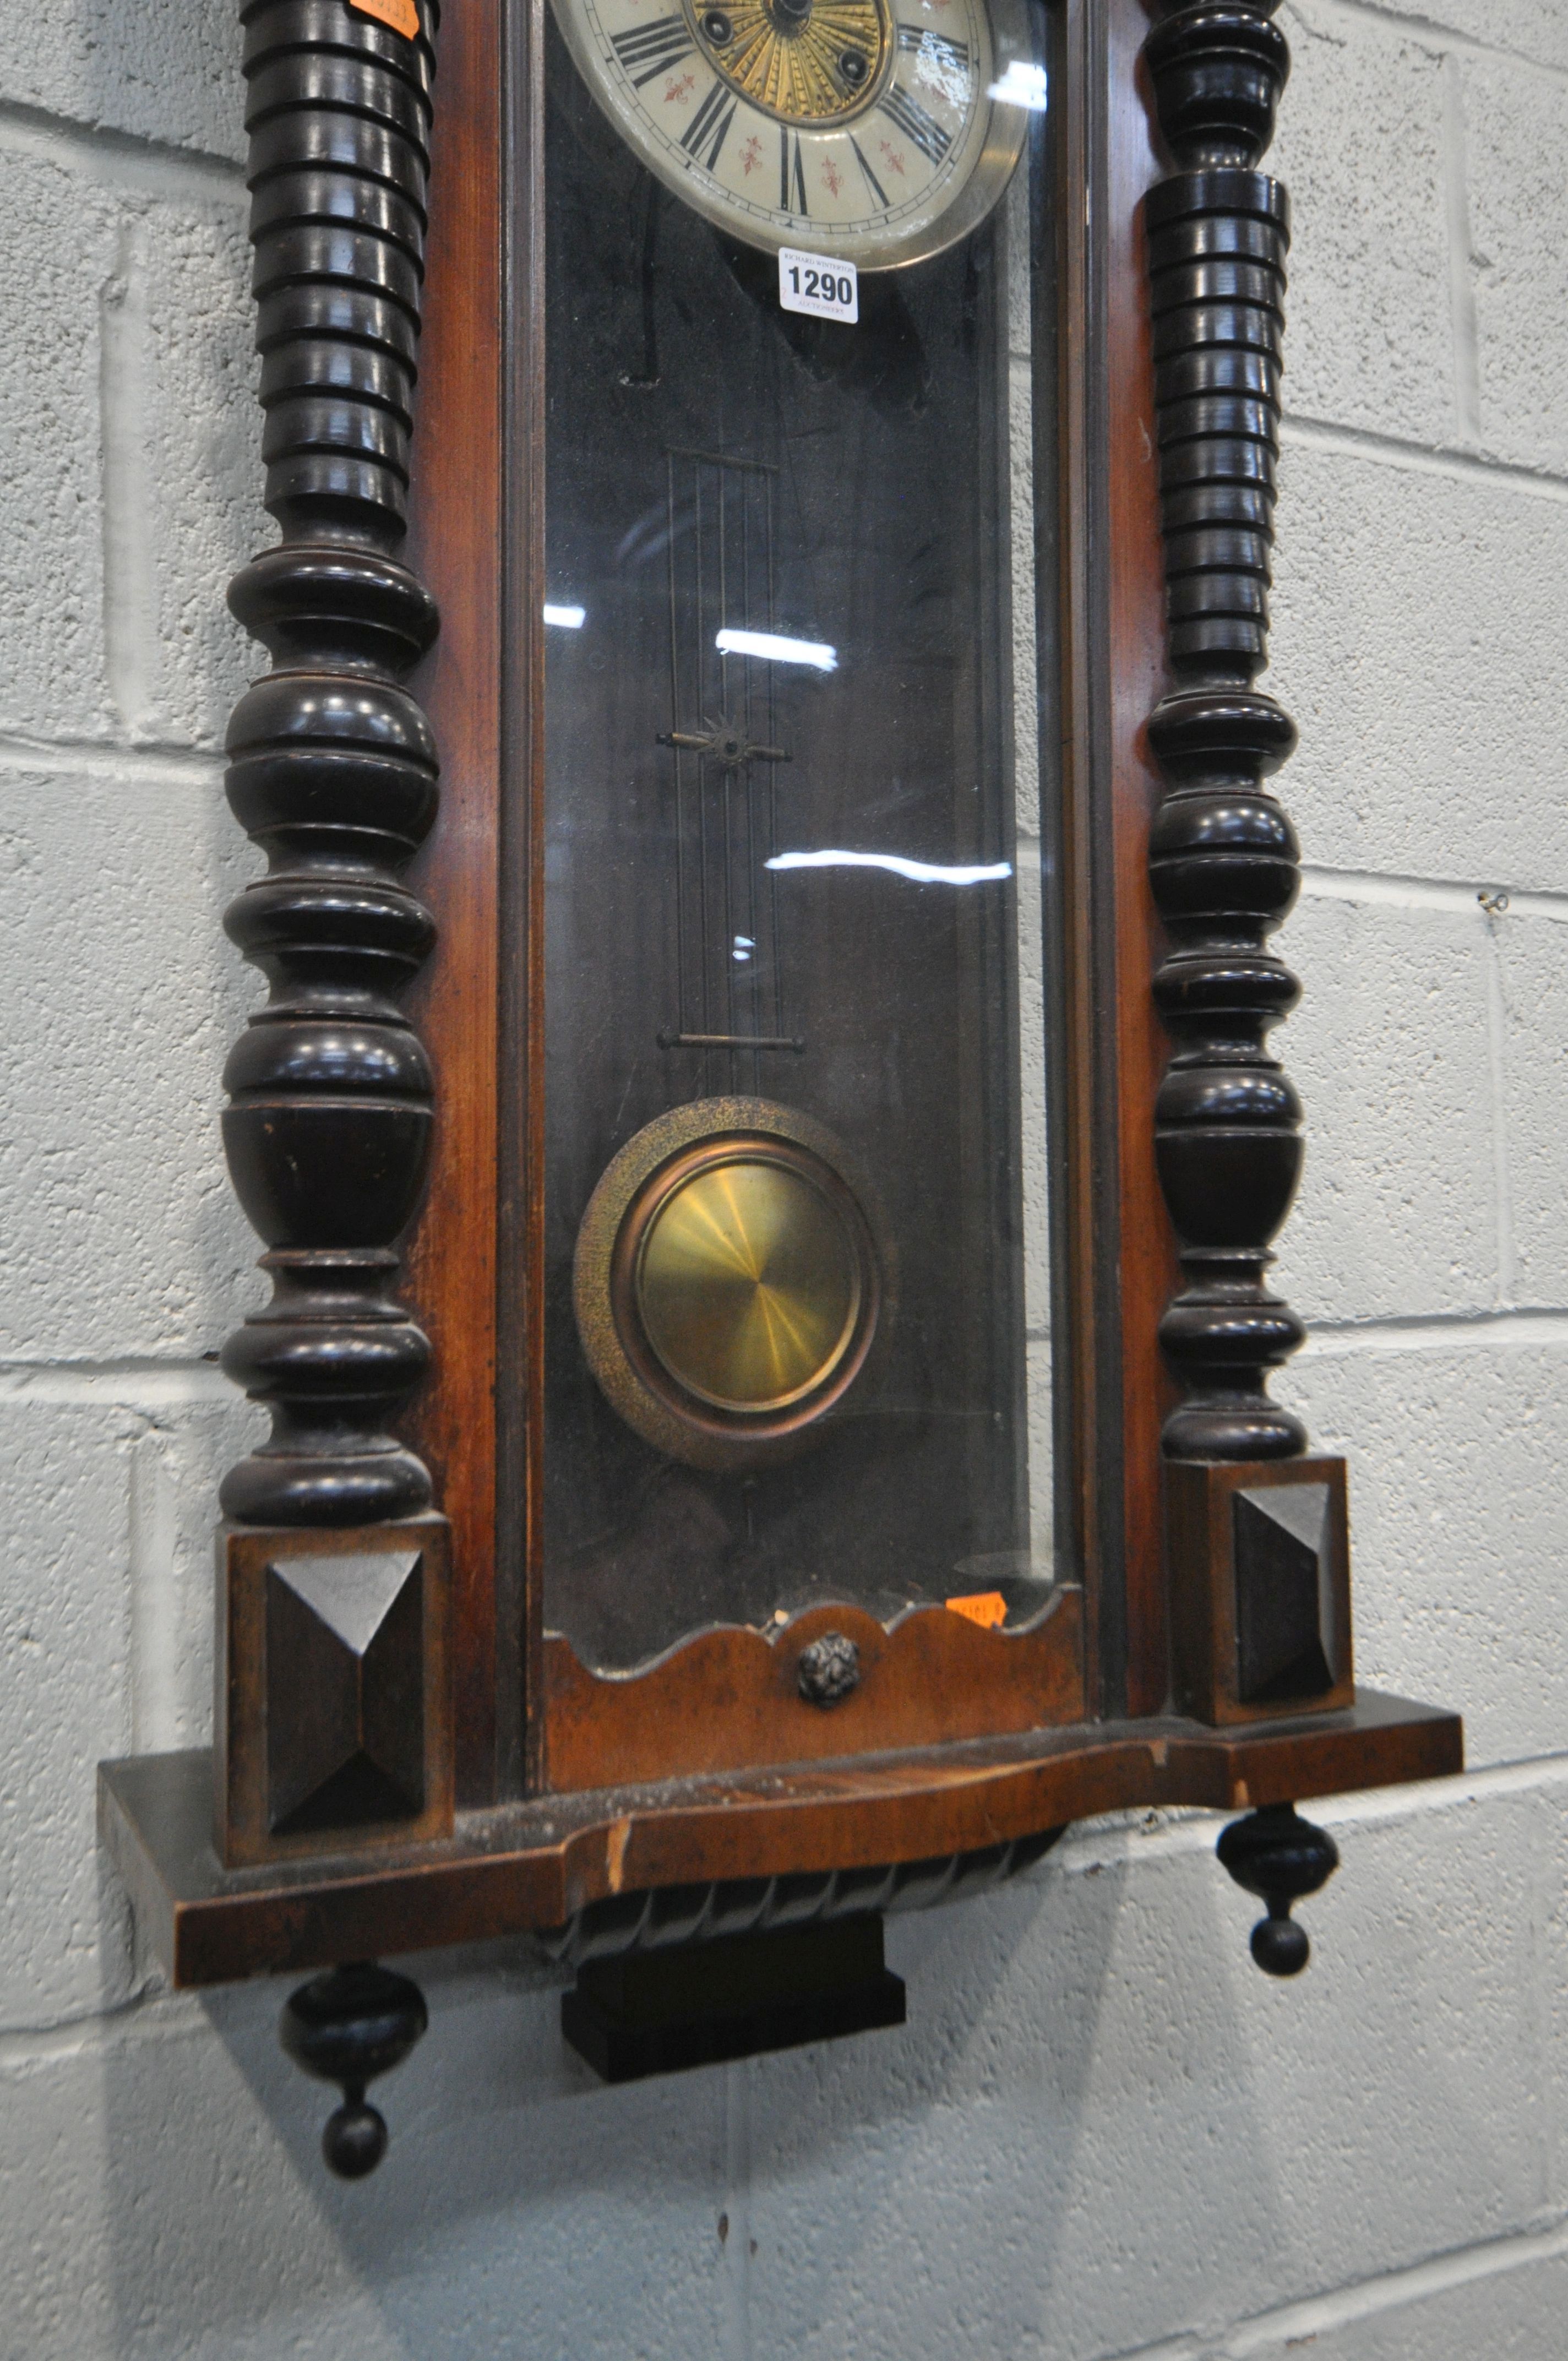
[{"left": 550, "top": 0, "right": 1035, "bottom": 269}]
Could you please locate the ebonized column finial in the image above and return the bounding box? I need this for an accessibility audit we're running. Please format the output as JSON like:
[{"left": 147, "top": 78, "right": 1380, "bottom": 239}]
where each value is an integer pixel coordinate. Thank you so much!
[
  {"left": 280, "top": 1961, "right": 428, "bottom": 2177},
  {"left": 1142, "top": 1, "right": 1308, "bottom": 1460},
  {"left": 1217, "top": 1803, "right": 1339, "bottom": 1975},
  {"left": 220, "top": 0, "right": 443, "bottom": 1525}
]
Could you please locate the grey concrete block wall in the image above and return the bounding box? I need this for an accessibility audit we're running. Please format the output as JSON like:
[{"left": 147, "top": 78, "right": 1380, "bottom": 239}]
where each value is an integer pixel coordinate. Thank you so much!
[
  {"left": 1271, "top": 3, "right": 1455, "bottom": 445},
  {"left": 2, "top": 0, "right": 1566, "bottom": 2353},
  {"left": 1268, "top": 446, "right": 1568, "bottom": 885},
  {"left": 0, "top": 0, "right": 247, "bottom": 157},
  {"left": 1365, "top": 0, "right": 1568, "bottom": 77}
]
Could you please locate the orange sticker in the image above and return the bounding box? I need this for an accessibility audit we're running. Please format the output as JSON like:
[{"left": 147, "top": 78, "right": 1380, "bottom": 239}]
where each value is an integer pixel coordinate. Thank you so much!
[
  {"left": 945, "top": 1590, "right": 1008, "bottom": 1630},
  {"left": 349, "top": 0, "right": 420, "bottom": 39}
]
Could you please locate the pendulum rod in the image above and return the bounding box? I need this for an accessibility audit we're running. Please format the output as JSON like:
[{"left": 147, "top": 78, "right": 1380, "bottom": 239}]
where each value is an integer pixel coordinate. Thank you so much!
[{"left": 659, "top": 448, "right": 796, "bottom": 1086}]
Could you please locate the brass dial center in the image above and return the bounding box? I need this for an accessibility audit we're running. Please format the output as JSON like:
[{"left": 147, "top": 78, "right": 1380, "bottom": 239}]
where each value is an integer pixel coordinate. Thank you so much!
[
  {"left": 694, "top": 0, "right": 891, "bottom": 127},
  {"left": 636, "top": 1155, "right": 861, "bottom": 1413}
]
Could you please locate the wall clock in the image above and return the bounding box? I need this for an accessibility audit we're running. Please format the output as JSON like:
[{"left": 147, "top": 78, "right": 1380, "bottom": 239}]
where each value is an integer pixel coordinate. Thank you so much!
[{"left": 96, "top": 0, "right": 1463, "bottom": 2182}]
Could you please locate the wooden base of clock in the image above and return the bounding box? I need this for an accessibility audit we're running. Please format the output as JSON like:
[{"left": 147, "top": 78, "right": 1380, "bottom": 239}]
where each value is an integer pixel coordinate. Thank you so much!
[
  {"left": 100, "top": 1688, "right": 1460, "bottom": 1988},
  {"left": 560, "top": 1914, "right": 906, "bottom": 2083}
]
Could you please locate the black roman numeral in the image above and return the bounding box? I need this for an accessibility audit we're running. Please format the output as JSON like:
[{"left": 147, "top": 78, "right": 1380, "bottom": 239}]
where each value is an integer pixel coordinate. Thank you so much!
[
  {"left": 779, "top": 129, "right": 808, "bottom": 215},
  {"left": 850, "top": 134, "right": 889, "bottom": 209},
  {"left": 896, "top": 25, "right": 970, "bottom": 68},
  {"left": 681, "top": 82, "right": 737, "bottom": 169},
  {"left": 611, "top": 14, "right": 696, "bottom": 86},
  {"left": 878, "top": 82, "right": 952, "bottom": 166}
]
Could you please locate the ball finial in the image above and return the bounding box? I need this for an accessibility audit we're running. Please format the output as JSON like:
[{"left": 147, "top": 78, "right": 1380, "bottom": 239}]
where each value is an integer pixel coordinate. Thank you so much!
[
  {"left": 280, "top": 1961, "right": 428, "bottom": 2179},
  {"left": 1218, "top": 1804, "right": 1338, "bottom": 1976},
  {"left": 323, "top": 2096, "right": 390, "bottom": 2180}
]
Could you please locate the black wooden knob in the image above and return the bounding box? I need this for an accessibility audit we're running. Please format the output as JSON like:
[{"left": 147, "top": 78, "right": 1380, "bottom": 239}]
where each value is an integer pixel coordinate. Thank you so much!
[
  {"left": 280, "top": 1961, "right": 428, "bottom": 2177},
  {"left": 1217, "top": 1803, "right": 1338, "bottom": 1976}
]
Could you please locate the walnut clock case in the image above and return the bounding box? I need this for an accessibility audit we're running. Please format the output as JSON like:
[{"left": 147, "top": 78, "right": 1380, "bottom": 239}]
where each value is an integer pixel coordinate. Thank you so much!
[{"left": 97, "top": 0, "right": 1462, "bottom": 2178}]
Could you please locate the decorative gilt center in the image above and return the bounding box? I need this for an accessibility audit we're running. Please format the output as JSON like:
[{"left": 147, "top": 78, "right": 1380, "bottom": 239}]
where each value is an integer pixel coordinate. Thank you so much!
[
  {"left": 694, "top": 0, "right": 891, "bottom": 127},
  {"left": 635, "top": 1154, "right": 862, "bottom": 1412}
]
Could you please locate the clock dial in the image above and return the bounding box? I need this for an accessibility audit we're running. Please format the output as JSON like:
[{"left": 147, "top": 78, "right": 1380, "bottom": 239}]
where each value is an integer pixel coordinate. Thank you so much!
[{"left": 549, "top": 0, "right": 1034, "bottom": 268}]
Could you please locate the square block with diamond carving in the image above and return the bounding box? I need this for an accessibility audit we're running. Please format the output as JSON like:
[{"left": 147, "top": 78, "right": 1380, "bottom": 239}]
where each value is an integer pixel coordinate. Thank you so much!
[
  {"left": 216, "top": 1515, "right": 453, "bottom": 1867},
  {"left": 1166, "top": 1459, "right": 1353, "bottom": 1728}
]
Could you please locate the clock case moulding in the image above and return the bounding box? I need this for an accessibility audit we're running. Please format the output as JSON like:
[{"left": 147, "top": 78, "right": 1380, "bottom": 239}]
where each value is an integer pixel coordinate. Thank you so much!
[{"left": 95, "top": 0, "right": 1462, "bottom": 2178}]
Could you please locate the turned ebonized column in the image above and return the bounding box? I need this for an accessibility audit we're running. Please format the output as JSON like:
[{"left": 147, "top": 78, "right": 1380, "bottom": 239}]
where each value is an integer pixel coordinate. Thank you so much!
[
  {"left": 213, "top": 17, "right": 453, "bottom": 2169},
  {"left": 1143, "top": 0, "right": 1305, "bottom": 1463},
  {"left": 1141, "top": 1, "right": 1347, "bottom": 1963},
  {"left": 221, "top": 0, "right": 442, "bottom": 1528}
]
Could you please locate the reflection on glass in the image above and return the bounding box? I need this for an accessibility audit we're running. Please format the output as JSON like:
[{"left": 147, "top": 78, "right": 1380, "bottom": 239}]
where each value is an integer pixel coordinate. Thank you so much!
[
  {"left": 767, "top": 849, "right": 1015, "bottom": 886},
  {"left": 988, "top": 59, "right": 1049, "bottom": 108},
  {"left": 715, "top": 627, "right": 838, "bottom": 672}
]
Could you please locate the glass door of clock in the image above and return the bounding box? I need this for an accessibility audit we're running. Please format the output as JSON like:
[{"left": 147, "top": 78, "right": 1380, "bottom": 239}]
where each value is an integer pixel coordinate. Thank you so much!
[{"left": 538, "top": 0, "right": 1060, "bottom": 1682}]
